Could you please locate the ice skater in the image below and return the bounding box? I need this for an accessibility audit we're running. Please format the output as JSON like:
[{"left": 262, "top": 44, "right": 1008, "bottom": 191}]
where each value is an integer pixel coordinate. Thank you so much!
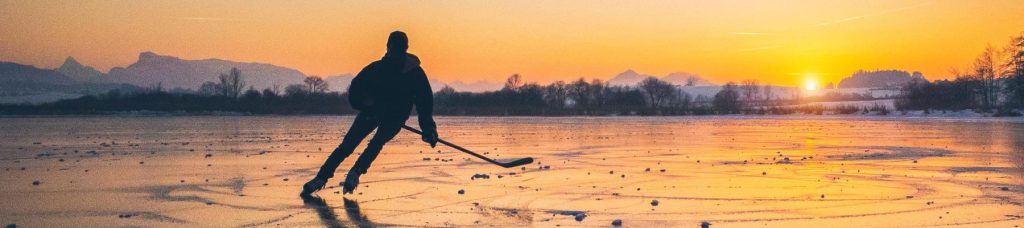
[{"left": 302, "top": 31, "right": 438, "bottom": 195}]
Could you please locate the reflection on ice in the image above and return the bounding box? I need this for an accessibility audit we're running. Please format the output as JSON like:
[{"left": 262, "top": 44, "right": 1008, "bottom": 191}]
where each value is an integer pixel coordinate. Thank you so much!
[{"left": 0, "top": 116, "right": 1021, "bottom": 227}]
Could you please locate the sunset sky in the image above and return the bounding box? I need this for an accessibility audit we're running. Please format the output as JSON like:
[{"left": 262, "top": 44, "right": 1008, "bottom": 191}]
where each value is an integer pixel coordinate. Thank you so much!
[{"left": 2, "top": 0, "right": 1023, "bottom": 86}]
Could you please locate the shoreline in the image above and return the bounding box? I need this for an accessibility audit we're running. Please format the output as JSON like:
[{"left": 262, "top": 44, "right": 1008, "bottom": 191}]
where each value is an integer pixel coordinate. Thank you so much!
[{"left": 0, "top": 110, "right": 1020, "bottom": 120}]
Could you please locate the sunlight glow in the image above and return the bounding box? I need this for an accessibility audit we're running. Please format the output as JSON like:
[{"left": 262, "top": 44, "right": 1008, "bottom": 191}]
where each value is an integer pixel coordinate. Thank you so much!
[
  {"left": 1, "top": 1, "right": 1023, "bottom": 85},
  {"left": 804, "top": 77, "right": 818, "bottom": 91}
]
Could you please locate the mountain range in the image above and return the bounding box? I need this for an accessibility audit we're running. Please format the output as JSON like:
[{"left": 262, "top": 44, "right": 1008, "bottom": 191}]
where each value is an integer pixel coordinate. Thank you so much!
[
  {"left": 0, "top": 62, "right": 77, "bottom": 89},
  {"left": 1, "top": 52, "right": 923, "bottom": 104},
  {"left": 0, "top": 52, "right": 530, "bottom": 104},
  {"left": 606, "top": 69, "right": 716, "bottom": 87},
  {"left": 0, "top": 61, "right": 137, "bottom": 104},
  {"left": 55, "top": 57, "right": 106, "bottom": 83},
  {"left": 63, "top": 52, "right": 509, "bottom": 93},
  {"left": 107, "top": 52, "right": 308, "bottom": 90},
  {"left": 15, "top": 53, "right": 726, "bottom": 92}
]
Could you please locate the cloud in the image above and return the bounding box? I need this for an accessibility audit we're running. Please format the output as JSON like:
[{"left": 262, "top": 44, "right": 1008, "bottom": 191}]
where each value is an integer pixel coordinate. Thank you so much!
[{"left": 811, "top": 1, "right": 933, "bottom": 28}]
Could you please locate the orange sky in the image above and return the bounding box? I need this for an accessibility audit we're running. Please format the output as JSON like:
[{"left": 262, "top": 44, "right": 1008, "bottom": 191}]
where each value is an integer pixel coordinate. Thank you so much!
[{"left": 1, "top": 0, "right": 1023, "bottom": 86}]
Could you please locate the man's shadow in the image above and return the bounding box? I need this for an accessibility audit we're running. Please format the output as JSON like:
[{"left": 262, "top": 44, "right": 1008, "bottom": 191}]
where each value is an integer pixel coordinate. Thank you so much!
[{"left": 300, "top": 194, "right": 374, "bottom": 228}]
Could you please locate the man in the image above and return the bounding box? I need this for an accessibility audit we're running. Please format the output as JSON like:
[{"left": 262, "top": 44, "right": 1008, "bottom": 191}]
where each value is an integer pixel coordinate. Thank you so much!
[{"left": 303, "top": 31, "right": 438, "bottom": 195}]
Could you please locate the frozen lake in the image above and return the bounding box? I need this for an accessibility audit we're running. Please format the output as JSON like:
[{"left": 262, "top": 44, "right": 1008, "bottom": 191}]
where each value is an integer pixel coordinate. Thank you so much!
[{"left": 1, "top": 116, "right": 1022, "bottom": 227}]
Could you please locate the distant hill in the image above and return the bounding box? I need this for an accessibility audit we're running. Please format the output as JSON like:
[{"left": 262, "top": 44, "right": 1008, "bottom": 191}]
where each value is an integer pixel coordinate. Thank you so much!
[
  {"left": 324, "top": 74, "right": 498, "bottom": 93},
  {"left": 0, "top": 62, "right": 76, "bottom": 88},
  {"left": 108, "top": 52, "right": 308, "bottom": 90},
  {"left": 428, "top": 79, "right": 446, "bottom": 92},
  {"left": 838, "top": 70, "right": 926, "bottom": 88},
  {"left": 55, "top": 57, "right": 108, "bottom": 83},
  {"left": 443, "top": 80, "right": 504, "bottom": 93},
  {"left": 7, "top": 54, "right": 734, "bottom": 103},
  {"left": 607, "top": 69, "right": 656, "bottom": 86},
  {"left": 103, "top": 52, "right": 499, "bottom": 93},
  {"left": 607, "top": 69, "right": 715, "bottom": 87},
  {"left": 662, "top": 72, "right": 715, "bottom": 86},
  {"left": 0, "top": 61, "right": 137, "bottom": 104},
  {"left": 324, "top": 74, "right": 354, "bottom": 92}
]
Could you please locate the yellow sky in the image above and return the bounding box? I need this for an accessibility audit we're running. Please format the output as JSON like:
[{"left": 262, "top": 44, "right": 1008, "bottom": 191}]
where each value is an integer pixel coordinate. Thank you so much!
[{"left": 1, "top": 0, "right": 1023, "bottom": 86}]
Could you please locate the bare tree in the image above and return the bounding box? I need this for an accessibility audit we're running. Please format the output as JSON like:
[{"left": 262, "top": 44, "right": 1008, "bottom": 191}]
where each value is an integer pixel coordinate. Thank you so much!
[
  {"left": 739, "top": 80, "right": 760, "bottom": 103},
  {"left": 544, "top": 81, "right": 568, "bottom": 108},
  {"left": 668, "top": 88, "right": 692, "bottom": 109},
  {"left": 284, "top": 84, "right": 308, "bottom": 97},
  {"left": 199, "top": 82, "right": 218, "bottom": 96},
  {"left": 503, "top": 74, "right": 524, "bottom": 92},
  {"left": 304, "top": 76, "right": 328, "bottom": 94},
  {"left": 218, "top": 68, "right": 245, "bottom": 98},
  {"left": 271, "top": 84, "right": 280, "bottom": 96},
  {"left": 639, "top": 77, "right": 676, "bottom": 108},
  {"left": 568, "top": 78, "right": 592, "bottom": 107},
  {"left": 973, "top": 45, "right": 1008, "bottom": 108},
  {"left": 685, "top": 77, "right": 698, "bottom": 87},
  {"left": 713, "top": 82, "right": 741, "bottom": 114},
  {"left": 1006, "top": 33, "right": 1024, "bottom": 108},
  {"left": 590, "top": 79, "right": 606, "bottom": 108}
]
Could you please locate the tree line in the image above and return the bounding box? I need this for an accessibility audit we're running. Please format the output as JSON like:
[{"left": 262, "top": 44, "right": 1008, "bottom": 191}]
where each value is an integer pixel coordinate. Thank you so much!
[
  {"left": 0, "top": 70, "right": 800, "bottom": 115},
  {"left": 0, "top": 69, "right": 352, "bottom": 115},
  {"left": 2, "top": 32, "right": 1022, "bottom": 116},
  {"left": 432, "top": 74, "right": 815, "bottom": 115},
  {"left": 897, "top": 33, "right": 1024, "bottom": 116}
]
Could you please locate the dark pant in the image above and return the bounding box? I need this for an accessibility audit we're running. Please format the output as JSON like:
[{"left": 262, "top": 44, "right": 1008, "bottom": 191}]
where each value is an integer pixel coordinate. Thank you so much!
[{"left": 315, "top": 112, "right": 405, "bottom": 179}]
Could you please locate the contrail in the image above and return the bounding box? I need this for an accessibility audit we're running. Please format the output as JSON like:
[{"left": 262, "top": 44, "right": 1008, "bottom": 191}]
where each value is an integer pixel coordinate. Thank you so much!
[{"left": 812, "top": 1, "right": 933, "bottom": 28}]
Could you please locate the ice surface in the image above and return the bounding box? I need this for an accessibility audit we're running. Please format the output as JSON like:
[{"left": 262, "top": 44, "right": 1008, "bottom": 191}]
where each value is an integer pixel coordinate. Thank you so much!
[{"left": 0, "top": 116, "right": 1022, "bottom": 227}]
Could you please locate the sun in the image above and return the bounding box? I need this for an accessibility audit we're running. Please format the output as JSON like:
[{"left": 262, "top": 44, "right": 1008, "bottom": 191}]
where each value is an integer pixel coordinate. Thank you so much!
[{"left": 804, "top": 78, "right": 818, "bottom": 91}]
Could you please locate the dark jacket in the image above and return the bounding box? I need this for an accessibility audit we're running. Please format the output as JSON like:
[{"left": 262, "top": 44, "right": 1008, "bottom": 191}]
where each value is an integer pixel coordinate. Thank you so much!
[{"left": 348, "top": 53, "right": 436, "bottom": 132}]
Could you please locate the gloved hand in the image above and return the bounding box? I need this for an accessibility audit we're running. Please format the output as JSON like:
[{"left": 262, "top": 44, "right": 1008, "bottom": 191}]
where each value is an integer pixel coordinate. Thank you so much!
[{"left": 421, "top": 130, "right": 438, "bottom": 148}]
